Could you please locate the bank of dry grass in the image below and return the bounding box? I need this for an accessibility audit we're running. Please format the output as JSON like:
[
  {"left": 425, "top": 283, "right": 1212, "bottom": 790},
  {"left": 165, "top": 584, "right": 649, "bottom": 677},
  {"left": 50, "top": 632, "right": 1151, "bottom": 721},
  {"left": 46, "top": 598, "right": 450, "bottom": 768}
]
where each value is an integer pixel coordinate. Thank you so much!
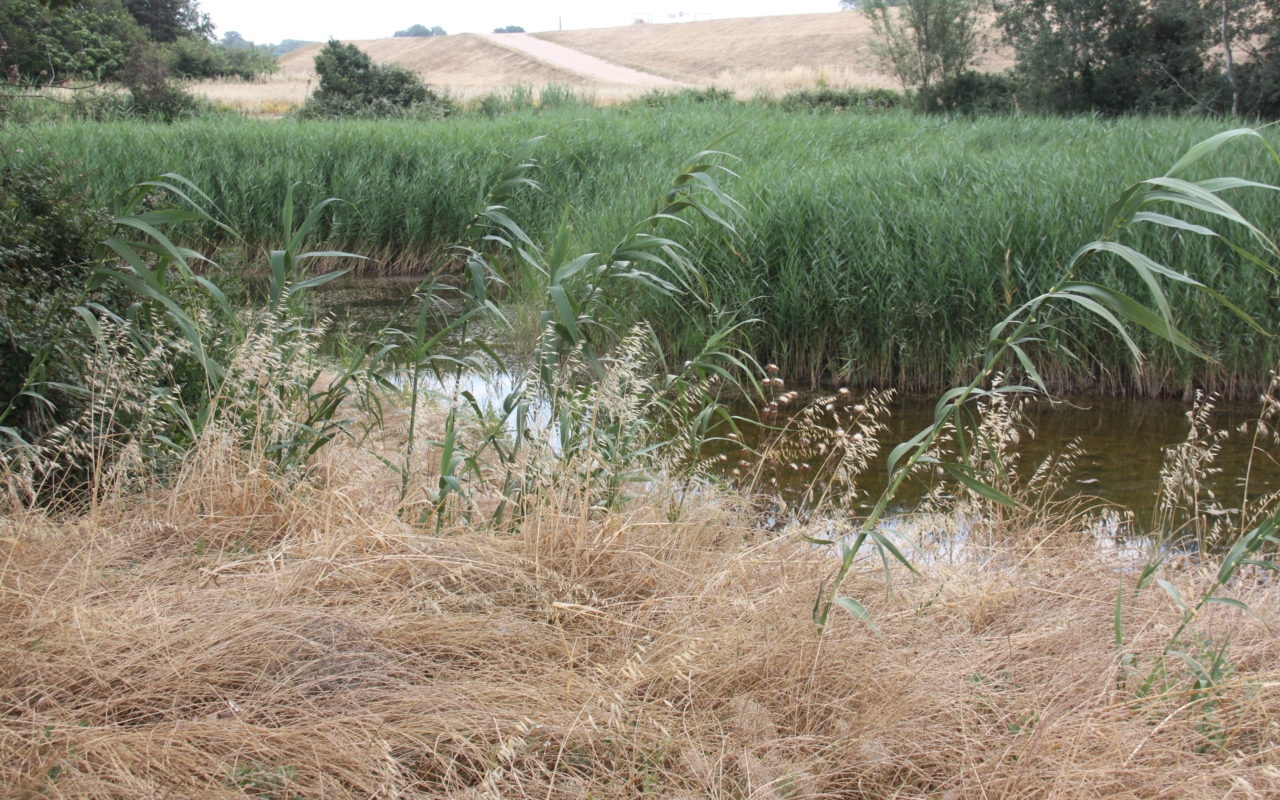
[
  {"left": 538, "top": 11, "right": 1014, "bottom": 93},
  {"left": 3, "top": 430, "right": 1278, "bottom": 798}
]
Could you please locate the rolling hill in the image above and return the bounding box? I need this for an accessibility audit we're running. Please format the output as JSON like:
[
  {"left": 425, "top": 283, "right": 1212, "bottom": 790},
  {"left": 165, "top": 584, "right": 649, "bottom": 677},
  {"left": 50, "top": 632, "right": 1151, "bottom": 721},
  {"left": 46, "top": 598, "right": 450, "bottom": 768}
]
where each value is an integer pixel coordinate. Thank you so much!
[{"left": 237, "top": 11, "right": 1012, "bottom": 108}]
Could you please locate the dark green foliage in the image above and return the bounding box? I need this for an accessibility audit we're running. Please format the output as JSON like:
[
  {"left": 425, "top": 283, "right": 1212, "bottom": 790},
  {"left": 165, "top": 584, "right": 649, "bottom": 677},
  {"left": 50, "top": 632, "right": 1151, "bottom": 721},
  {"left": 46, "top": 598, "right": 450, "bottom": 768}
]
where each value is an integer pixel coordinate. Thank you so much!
[
  {"left": 918, "top": 70, "right": 1017, "bottom": 114},
  {"left": 166, "top": 35, "right": 277, "bottom": 79},
  {"left": 772, "top": 86, "right": 904, "bottom": 111},
  {"left": 0, "top": 152, "right": 113, "bottom": 436},
  {"left": 121, "top": 0, "right": 210, "bottom": 43},
  {"left": 0, "top": 153, "right": 110, "bottom": 296},
  {"left": 0, "top": 0, "right": 144, "bottom": 81},
  {"left": 994, "top": 0, "right": 1215, "bottom": 114},
  {"left": 633, "top": 87, "right": 735, "bottom": 107},
  {"left": 299, "top": 40, "right": 451, "bottom": 119},
  {"left": 394, "top": 24, "right": 446, "bottom": 37},
  {"left": 119, "top": 42, "right": 209, "bottom": 120},
  {"left": 1238, "top": 56, "right": 1280, "bottom": 117},
  {"left": 492, "top": 26, "right": 525, "bottom": 34}
]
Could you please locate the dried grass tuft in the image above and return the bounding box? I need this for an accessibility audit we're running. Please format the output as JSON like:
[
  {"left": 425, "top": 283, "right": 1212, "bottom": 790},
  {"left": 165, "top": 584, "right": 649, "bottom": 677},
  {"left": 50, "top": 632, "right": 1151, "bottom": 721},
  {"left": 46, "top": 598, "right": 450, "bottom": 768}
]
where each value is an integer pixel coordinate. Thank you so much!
[{"left": 3, "top": 432, "right": 1279, "bottom": 798}]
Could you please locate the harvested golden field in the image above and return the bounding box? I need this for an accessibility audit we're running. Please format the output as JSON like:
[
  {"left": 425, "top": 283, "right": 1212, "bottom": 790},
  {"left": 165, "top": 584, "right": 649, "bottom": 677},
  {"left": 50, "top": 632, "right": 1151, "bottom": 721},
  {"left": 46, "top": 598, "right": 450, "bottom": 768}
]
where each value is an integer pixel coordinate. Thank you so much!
[
  {"left": 278, "top": 33, "right": 591, "bottom": 89},
  {"left": 538, "top": 11, "right": 1015, "bottom": 93},
  {"left": 256, "top": 11, "right": 1014, "bottom": 102},
  {"left": 3, "top": 426, "right": 1279, "bottom": 798}
]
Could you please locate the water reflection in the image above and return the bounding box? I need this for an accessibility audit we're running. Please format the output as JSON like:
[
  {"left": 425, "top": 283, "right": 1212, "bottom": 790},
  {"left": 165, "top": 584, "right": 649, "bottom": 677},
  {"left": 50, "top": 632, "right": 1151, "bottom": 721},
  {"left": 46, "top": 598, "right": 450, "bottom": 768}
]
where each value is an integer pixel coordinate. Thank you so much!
[{"left": 312, "top": 276, "right": 1280, "bottom": 530}]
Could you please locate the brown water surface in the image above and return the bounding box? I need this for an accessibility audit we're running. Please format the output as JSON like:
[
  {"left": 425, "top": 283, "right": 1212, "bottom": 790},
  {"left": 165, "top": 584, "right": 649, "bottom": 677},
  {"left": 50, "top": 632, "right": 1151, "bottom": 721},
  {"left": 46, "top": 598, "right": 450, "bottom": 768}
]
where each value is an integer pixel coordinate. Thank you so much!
[{"left": 312, "top": 277, "right": 1280, "bottom": 528}]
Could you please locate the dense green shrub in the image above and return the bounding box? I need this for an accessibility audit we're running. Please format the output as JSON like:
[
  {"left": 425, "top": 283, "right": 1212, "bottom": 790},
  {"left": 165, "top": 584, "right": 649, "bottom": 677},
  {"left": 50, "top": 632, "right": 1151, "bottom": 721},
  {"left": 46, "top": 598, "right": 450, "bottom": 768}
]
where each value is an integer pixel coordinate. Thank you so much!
[
  {"left": 1237, "top": 50, "right": 1280, "bottom": 118},
  {"left": 298, "top": 40, "right": 451, "bottom": 119},
  {"left": 994, "top": 0, "right": 1217, "bottom": 115},
  {"left": 773, "top": 87, "right": 903, "bottom": 112},
  {"left": 120, "top": 43, "right": 211, "bottom": 120},
  {"left": 0, "top": 152, "right": 114, "bottom": 435},
  {"left": 167, "top": 36, "right": 277, "bottom": 80},
  {"left": 0, "top": 0, "right": 144, "bottom": 82},
  {"left": 632, "top": 87, "right": 735, "bottom": 108},
  {"left": 918, "top": 71, "right": 1018, "bottom": 114}
]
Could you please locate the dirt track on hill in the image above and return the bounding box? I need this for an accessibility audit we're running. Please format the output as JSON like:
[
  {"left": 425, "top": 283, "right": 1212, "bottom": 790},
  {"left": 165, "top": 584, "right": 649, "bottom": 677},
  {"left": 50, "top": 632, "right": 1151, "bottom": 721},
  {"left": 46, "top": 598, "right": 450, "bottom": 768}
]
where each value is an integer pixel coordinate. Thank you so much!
[{"left": 478, "top": 33, "right": 688, "bottom": 88}]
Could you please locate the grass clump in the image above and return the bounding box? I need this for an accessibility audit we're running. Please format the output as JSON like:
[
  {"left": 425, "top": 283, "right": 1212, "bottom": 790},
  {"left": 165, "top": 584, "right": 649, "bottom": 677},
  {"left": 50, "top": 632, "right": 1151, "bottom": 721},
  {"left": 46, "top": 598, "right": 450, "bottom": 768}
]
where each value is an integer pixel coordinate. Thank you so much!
[{"left": 3, "top": 422, "right": 1279, "bottom": 798}]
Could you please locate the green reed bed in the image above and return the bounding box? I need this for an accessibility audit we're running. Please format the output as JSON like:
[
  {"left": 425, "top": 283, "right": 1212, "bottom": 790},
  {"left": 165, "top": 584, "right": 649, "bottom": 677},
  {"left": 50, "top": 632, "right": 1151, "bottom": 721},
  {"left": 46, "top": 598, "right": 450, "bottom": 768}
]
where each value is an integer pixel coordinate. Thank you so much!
[{"left": 12, "top": 108, "right": 1279, "bottom": 396}]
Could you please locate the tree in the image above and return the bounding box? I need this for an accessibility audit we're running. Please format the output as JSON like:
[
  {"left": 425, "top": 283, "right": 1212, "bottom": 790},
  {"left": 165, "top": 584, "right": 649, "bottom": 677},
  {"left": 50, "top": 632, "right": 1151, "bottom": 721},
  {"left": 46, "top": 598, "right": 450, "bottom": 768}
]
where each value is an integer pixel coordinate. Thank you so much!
[
  {"left": 492, "top": 25, "right": 525, "bottom": 34},
  {"left": 394, "top": 24, "right": 446, "bottom": 37},
  {"left": 994, "top": 0, "right": 1214, "bottom": 113},
  {"left": 265, "top": 39, "right": 319, "bottom": 56},
  {"left": 122, "top": 0, "right": 211, "bottom": 43},
  {"left": 1209, "top": 0, "right": 1280, "bottom": 115},
  {"left": 301, "top": 39, "right": 450, "bottom": 118},
  {"left": 0, "top": 0, "right": 144, "bottom": 82},
  {"left": 221, "top": 30, "right": 248, "bottom": 49},
  {"left": 167, "top": 34, "right": 276, "bottom": 79},
  {"left": 846, "top": 0, "right": 985, "bottom": 93}
]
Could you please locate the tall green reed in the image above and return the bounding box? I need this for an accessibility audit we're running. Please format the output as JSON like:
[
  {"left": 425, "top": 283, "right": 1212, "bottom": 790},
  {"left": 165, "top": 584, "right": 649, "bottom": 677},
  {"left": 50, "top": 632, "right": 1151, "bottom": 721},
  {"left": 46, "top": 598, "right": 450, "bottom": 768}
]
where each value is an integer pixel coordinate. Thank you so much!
[
  {"left": 385, "top": 135, "right": 755, "bottom": 530},
  {"left": 812, "top": 128, "right": 1280, "bottom": 714},
  {"left": 0, "top": 173, "right": 394, "bottom": 504},
  {"left": 14, "top": 110, "right": 1278, "bottom": 396}
]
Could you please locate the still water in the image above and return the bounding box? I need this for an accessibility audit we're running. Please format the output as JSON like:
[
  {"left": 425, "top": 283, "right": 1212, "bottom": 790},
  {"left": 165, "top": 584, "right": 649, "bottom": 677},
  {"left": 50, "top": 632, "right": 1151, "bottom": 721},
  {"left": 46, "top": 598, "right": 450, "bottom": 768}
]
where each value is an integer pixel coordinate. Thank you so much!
[{"left": 312, "top": 278, "right": 1280, "bottom": 526}]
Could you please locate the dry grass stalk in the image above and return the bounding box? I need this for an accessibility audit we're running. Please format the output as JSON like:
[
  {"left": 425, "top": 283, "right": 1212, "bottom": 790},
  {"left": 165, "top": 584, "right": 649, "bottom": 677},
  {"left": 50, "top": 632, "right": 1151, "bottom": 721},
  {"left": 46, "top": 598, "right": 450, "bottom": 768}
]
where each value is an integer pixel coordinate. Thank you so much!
[{"left": 3, "top": 420, "right": 1279, "bottom": 799}]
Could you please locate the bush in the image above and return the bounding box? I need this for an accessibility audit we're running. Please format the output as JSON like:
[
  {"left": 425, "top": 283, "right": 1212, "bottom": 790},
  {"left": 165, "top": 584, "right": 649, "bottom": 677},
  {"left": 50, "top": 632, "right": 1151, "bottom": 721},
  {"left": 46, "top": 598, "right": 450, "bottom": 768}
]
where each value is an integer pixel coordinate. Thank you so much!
[
  {"left": 1237, "top": 56, "right": 1280, "bottom": 118},
  {"left": 918, "top": 71, "right": 1018, "bottom": 114},
  {"left": 299, "top": 40, "right": 452, "bottom": 119},
  {"left": 0, "top": 152, "right": 115, "bottom": 437},
  {"left": 167, "top": 36, "right": 277, "bottom": 80},
  {"left": 120, "top": 43, "right": 210, "bottom": 120},
  {"left": 632, "top": 87, "right": 735, "bottom": 108},
  {"left": 773, "top": 87, "right": 904, "bottom": 112},
  {"left": 394, "top": 24, "right": 446, "bottom": 37},
  {"left": 0, "top": 0, "right": 144, "bottom": 82}
]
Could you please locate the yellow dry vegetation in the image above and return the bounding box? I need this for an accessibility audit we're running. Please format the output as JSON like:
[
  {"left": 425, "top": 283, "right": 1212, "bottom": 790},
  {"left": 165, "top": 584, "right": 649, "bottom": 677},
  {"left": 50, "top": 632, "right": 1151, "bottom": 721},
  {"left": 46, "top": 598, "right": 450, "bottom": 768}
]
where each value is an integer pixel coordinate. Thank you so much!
[
  {"left": 278, "top": 33, "right": 591, "bottom": 88},
  {"left": 539, "top": 11, "right": 1015, "bottom": 93},
  {"left": 241, "top": 11, "right": 1014, "bottom": 106},
  {"left": 3, "top": 420, "right": 1279, "bottom": 797}
]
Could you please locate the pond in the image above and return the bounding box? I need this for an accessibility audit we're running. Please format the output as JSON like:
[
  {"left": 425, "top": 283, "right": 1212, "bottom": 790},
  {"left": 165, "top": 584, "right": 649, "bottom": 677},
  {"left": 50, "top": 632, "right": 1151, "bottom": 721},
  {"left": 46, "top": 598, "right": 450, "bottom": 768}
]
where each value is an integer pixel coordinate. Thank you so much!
[{"left": 310, "top": 277, "right": 1280, "bottom": 530}]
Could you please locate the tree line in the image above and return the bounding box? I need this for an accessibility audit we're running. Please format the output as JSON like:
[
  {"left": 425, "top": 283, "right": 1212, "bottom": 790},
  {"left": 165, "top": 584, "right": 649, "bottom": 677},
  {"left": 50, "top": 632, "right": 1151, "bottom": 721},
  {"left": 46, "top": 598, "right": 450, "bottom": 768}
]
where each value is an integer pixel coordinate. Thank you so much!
[
  {"left": 845, "top": 0, "right": 1280, "bottom": 116},
  {"left": 0, "top": 0, "right": 282, "bottom": 85}
]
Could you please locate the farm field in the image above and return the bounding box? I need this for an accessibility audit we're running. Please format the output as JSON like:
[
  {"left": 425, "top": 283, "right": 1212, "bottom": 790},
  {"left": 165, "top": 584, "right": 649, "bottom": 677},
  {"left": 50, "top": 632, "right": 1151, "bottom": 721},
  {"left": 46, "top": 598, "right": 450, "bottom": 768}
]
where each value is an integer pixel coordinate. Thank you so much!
[
  {"left": 204, "top": 10, "right": 1013, "bottom": 113},
  {"left": 15, "top": 108, "right": 1278, "bottom": 396},
  {"left": 537, "top": 11, "right": 1013, "bottom": 91}
]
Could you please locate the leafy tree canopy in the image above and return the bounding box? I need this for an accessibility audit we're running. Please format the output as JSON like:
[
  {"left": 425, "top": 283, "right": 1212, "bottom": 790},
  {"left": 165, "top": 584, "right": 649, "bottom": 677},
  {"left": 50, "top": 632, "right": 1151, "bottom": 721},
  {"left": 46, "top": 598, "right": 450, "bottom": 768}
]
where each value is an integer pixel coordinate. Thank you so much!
[
  {"left": 394, "top": 24, "right": 446, "bottom": 37},
  {"left": 122, "top": 0, "right": 211, "bottom": 43}
]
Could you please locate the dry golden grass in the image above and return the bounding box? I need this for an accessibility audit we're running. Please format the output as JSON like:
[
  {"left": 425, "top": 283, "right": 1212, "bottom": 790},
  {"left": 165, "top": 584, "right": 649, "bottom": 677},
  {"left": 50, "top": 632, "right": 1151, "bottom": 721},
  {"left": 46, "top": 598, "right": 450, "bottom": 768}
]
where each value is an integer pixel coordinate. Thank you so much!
[
  {"left": 188, "top": 73, "right": 313, "bottom": 115},
  {"left": 187, "top": 74, "right": 637, "bottom": 117},
  {"left": 3, "top": 426, "right": 1279, "bottom": 798},
  {"left": 539, "top": 11, "right": 1015, "bottom": 94},
  {"left": 279, "top": 34, "right": 589, "bottom": 88},
  {"left": 224, "top": 34, "right": 654, "bottom": 111},
  {"left": 230, "top": 11, "right": 1015, "bottom": 109}
]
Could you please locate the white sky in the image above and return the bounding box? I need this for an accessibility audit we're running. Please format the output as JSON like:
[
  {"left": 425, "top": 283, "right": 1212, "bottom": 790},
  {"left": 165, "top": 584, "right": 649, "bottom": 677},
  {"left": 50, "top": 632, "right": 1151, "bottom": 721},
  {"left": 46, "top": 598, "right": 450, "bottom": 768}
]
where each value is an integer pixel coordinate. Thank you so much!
[{"left": 197, "top": 1, "right": 844, "bottom": 45}]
